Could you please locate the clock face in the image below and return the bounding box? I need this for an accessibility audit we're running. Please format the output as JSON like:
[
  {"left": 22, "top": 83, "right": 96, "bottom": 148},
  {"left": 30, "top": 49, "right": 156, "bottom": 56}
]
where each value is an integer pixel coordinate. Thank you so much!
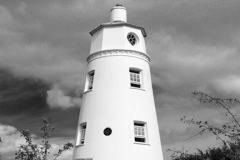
[
  {"left": 127, "top": 33, "right": 137, "bottom": 46},
  {"left": 103, "top": 128, "right": 112, "bottom": 136}
]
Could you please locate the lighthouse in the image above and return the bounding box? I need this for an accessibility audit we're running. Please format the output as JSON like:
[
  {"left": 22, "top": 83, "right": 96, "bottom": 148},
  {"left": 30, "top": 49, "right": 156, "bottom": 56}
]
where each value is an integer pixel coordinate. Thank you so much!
[{"left": 72, "top": 5, "right": 164, "bottom": 160}]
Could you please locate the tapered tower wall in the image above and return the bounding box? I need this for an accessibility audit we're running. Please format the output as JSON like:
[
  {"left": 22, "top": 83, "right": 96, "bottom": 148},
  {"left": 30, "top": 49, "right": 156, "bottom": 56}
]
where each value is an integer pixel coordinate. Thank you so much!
[{"left": 73, "top": 54, "right": 163, "bottom": 160}]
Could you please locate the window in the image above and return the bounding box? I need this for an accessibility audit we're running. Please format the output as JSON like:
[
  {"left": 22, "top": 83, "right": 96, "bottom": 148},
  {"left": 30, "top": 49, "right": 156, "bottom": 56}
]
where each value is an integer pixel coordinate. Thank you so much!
[
  {"left": 88, "top": 71, "right": 94, "bottom": 90},
  {"left": 127, "top": 33, "right": 138, "bottom": 46},
  {"left": 84, "top": 70, "right": 95, "bottom": 92},
  {"left": 103, "top": 128, "right": 112, "bottom": 136},
  {"left": 130, "top": 68, "right": 141, "bottom": 88},
  {"left": 80, "top": 123, "right": 87, "bottom": 145},
  {"left": 134, "top": 121, "right": 147, "bottom": 143}
]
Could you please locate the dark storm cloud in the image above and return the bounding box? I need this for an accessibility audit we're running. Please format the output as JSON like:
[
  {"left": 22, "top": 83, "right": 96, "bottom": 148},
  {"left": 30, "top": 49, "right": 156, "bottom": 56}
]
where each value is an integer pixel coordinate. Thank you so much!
[
  {"left": 0, "top": 68, "right": 50, "bottom": 116},
  {"left": 0, "top": 68, "right": 80, "bottom": 137},
  {"left": 46, "top": 107, "right": 80, "bottom": 137}
]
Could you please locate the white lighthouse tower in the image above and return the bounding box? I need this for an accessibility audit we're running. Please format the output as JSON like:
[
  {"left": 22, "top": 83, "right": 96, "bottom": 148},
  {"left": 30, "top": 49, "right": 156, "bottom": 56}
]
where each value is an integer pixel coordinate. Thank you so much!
[{"left": 72, "top": 5, "right": 164, "bottom": 160}]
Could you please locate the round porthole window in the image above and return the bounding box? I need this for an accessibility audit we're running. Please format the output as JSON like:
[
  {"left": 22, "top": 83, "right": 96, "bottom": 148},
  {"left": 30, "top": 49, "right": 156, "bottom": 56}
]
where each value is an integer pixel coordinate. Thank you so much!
[
  {"left": 103, "top": 128, "right": 112, "bottom": 136},
  {"left": 127, "top": 33, "right": 138, "bottom": 46}
]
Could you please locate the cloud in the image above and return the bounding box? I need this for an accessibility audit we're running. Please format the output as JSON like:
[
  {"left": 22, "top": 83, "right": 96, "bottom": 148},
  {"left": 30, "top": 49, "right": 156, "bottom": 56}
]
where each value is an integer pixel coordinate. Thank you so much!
[
  {"left": 0, "top": 2, "right": 87, "bottom": 81},
  {"left": 156, "top": 92, "right": 235, "bottom": 146},
  {"left": 0, "top": 3, "right": 86, "bottom": 110},
  {"left": 0, "top": 68, "right": 80, "bottom": 138},
  {"left": 0, "top": 124, "right": 26, "bottom": 159},
  {"left": 0, "top": 3, "right": 17, "bottom": 24},
  {"left": 47, "top": 83, "right": 81, "bottom": 109},
  {"left": 0, "top": 42, "right": 86, "bottom": 83},
  {"left": 213, "top": 75, "right": 240, "bottom": 96},
  {"left": 46, "top": 74, "right": 84, "bottom": 109},
  {"left": 142, "top": 0, "right": 240, "bottom": 47},
  {"left": 148, "top": 28, "right": 240, "bottom": 99}
]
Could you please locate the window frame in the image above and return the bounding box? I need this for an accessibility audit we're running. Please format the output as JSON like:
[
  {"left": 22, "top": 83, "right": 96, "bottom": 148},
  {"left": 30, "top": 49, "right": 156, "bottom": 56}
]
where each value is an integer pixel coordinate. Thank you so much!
[
  {"left": 88, "top": 71, "right": 95, "bottom": 90},
  {"left": 129, "top": 68, "right": 143, "bottom": 89},
  {"left": 134, "top": 121, "right": 148, "bottom": 144},
  {"left": 84, "top": 70, "right": 95, "bottom": 93},
  {"left": 78, "top": 122, "right": 87, "bottom": 145},
  {"left": 127, "top": 32, "right": 139, "bottom": 46}
]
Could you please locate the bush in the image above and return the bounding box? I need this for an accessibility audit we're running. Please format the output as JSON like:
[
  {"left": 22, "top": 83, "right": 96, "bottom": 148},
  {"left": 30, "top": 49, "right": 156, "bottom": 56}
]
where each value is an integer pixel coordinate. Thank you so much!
[
  {"left": 168, "top": 91, "right": 240, "bottom": 160},
  {"left": 1, "top": 117, "right": 73, "bottom": 160}
]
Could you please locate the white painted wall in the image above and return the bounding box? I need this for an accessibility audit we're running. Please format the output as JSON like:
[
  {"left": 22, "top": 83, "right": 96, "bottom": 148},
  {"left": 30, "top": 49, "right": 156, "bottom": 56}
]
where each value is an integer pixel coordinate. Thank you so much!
[
  {"left": 72, "top": 5, "right": 164, "bottom": 160},
  {"left": 90, "top": 26, "right": 146, "bottom": 54},
  {"left": 72, "top": 55, "right": 163, "bottom": 160}
]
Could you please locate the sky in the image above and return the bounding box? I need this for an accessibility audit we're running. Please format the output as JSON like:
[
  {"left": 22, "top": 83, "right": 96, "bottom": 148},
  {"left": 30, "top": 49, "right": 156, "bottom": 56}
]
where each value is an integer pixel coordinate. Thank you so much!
[{"left": 0, "top": 0, "right": 240, "bottom": 159}]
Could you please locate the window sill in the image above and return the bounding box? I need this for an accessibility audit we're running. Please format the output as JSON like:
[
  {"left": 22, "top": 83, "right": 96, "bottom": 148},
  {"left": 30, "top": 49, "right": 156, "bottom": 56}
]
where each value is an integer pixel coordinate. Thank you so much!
[
  {"left": 134, "top": 142, "right": 150, "bottom": 146},
  {"left": 83, "top": 89, "right": 93, "bottom": 94},
  {"left": 130, "top": 87, "right": 145, "bottom": 91}
]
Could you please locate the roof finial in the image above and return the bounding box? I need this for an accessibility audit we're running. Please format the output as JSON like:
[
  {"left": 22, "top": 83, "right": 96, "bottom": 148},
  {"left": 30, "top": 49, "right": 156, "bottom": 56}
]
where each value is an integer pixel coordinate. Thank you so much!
[{"left": 116, "top": 4, "right": 123, "bottom": 7}]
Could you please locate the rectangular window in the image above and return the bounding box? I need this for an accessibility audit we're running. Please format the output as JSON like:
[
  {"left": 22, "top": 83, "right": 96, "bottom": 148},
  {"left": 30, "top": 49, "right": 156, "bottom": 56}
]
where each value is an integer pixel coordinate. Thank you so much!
[
  {"left": 134, "top": 121, "right": 147, "bottom": 143},
  {"left": 88, "top": 71, "right": 94, "bottom": 90},
  {"left": 130, "top": 69, "right": 141, "bottom": 88},
  {"left": 80, "top": 123, "right": 87, "bottom": 145}
]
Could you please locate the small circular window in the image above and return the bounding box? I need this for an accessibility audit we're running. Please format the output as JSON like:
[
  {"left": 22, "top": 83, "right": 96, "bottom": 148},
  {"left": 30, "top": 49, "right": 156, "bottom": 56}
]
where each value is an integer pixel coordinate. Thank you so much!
[
  {"left": 127, "top": 33, "right": 138, "bottom": 46},
  {"left": 103, "top": 128, "right": 112, "bottom": 136}
]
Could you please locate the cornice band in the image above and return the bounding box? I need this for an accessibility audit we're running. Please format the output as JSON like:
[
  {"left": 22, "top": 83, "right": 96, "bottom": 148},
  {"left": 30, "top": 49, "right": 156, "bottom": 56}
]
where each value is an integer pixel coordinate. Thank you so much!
[{"left": 87, "top": 50, "right": 151, "bottom": 63}]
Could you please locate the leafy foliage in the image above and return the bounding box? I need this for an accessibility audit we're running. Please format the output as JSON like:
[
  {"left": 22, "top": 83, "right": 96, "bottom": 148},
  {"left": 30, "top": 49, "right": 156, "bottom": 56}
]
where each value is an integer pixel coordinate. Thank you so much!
[
  {"left": 53, "top": 143, "right": 73, "bottom": 160},
  {"left": 14, "top": 117, "right": 73, "bottom": 160},
  {"left": 168, "top": 146, "right": 233, "bottom": 160},
  {"left": 168, "top": 91, "right": 240, "bottom": 160}
]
